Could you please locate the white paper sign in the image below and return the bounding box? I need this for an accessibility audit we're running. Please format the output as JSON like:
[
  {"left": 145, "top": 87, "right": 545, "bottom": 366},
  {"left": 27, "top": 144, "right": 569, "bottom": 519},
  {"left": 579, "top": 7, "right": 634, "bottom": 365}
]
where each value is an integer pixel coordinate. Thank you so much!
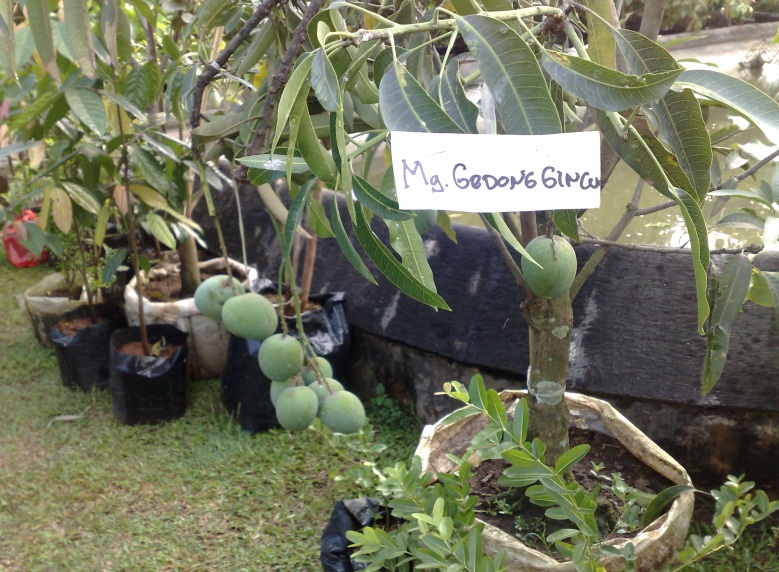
[{"left": 390, "top": 131, "right": 601, "bottom": 213}]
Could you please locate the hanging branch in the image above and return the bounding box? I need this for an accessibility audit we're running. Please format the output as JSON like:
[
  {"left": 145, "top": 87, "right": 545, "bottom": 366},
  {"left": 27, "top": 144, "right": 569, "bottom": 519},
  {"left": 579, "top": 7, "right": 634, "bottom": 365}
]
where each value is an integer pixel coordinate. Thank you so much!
[
  {"left": 189, "top": 0, "right": 280, "bottom": 140},
  {"left": 236, "top": 0, "right": 326, "bottom": 181}
]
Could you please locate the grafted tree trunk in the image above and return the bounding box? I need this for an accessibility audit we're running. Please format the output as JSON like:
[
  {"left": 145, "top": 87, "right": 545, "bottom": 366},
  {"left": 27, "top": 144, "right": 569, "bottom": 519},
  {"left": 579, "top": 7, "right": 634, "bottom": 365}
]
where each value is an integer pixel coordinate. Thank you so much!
[
  {"left": 178, "top": 235, "right": 201, "bottom": 298},
  {"left": 524, "top": 292, "right": 574, "bottom": 464}
]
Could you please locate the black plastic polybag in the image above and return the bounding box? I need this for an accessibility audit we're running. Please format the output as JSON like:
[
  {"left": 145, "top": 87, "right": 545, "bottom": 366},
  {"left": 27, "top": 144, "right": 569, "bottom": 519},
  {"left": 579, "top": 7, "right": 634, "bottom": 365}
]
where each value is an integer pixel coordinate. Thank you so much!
[
  {"left": 321, "top": 498, "right": 383, "bottom": 572},
  {"left": 109, "top": 324, "right": 189, "bottom": 425},
  {"left": 221, "top": 282, "right": 349, "bottom": 433},
  {"left": 50, "top": 304, "right": 127, "bottom": 391}
]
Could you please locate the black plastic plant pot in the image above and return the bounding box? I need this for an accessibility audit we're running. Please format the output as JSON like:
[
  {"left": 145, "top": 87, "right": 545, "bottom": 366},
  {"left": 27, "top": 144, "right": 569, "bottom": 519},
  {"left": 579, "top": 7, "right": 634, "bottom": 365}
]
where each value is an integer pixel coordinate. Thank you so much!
[
  {"left": 221, "top": 288, "right": 349, "bottom": 434},
  {"left": 109, "top": 324, "right": 189, "bottom": 425},
  {"left": 321, "top": 498, "right": 384, "bottom": 572},
  {"left": 51, "top": 304, "right": 128, "bottom": 392}
]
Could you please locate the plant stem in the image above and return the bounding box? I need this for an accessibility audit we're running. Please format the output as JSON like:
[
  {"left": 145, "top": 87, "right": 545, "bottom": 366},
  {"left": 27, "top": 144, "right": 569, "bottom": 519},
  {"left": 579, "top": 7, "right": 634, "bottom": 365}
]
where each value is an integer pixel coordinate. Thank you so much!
[{"left": 72, "top": 216, "right": 96, "bottom": 323}]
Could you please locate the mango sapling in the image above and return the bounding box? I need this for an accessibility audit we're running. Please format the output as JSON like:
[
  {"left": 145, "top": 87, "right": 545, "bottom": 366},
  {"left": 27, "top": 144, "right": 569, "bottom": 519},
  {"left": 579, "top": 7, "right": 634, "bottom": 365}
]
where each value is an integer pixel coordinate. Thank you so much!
[
  {"left": 258, "top": 333, "right": 305, "bottom": 381},
  {"left": 221, "top": 292, "right": 278, "bottom": 340},
  {"left": 193, "top": 275, "right": 245, "bottom": 321}
]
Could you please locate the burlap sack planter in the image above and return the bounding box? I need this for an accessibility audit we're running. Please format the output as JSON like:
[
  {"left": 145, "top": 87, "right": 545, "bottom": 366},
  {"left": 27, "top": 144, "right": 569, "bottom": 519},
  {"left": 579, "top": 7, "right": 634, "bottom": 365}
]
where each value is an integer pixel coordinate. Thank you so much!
[
  {"left": 22, "top": 273, "right": 92, "bottom": 347},
  {"left": 415, "top": 390, "right": 695, "bottom": 572},
  {"left": 124, "top": 258, "right": 257, "bottom": 379}
]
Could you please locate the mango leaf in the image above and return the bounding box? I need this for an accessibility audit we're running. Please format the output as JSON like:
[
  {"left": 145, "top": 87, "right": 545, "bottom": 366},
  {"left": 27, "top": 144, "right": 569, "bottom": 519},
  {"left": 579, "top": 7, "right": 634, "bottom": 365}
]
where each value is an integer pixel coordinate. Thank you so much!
[
  {"left": 0, "top": 0, "right": 14, "bottom": 76},
  {"left": 554, "top": 210, "right": 580, "bottom": 241},
  {"left": 130, "top": 184, "right": 167, "bottom": 208},
  {"left": 307, "top": 199, "right": 334, "bottom": 238},
  {"left": 378, "top": 63, "right": 463, "bottom": 133},
  {"left": 702, "top": 255, "right": 752, "bottom": 393},
  {"left": 482, "top": 213, "right": 536, "bottom": 263},
  {"left": 614, "top": 30, "right": 710, "bottom": 199},
  {"left": 457, "top": 15, "right": 560, "bottom": 135},
  {"left": 145, "top": 212, "right": 176, "bottom": 250},
  {"left": 130, "top": 145, "right": 171, "bottom": 196},
  {"left": 125, "top": 64, "right": 151, "bottom": 110},
  {"left": 61, "top": 182, "right": 100, "bottom": 214},
  {"left": 583, "top": 0, "right": 616, "bottom": 68},
  {"left": 330, "top": 109, "right": 352, "bottom": 202},
  {"left": 709, "top": 187, "right": 774, "bottom": 207},
  {"left": 94, "top": 199, "right": 111, "bottom": 248},
  {"left": 273, "top": 53, "right": 313, "bottom": 150},
  {"left": 198, "top": 0, "right": 234, "bottom": 34},
  {"left": 386, "top": 218, "right": 436, "bottom": 292},
  {"left": 329, "top": 195, "right": 376, "bottom": 284},
  {"left": 512, "top": 397, "right": 529, "bottom": 443},
  {"left": 311, "top": 47, "right": 341, "bottom": 112},
  {"left": 715, "top": 212, "right": 765, "bottom": 230},
  {"left": 642, "top": 485, "right": 696, "bottom": 527},
  {"left": 296, "top": 102, "right": 337, "bottom": 186},
  {"left": 50, "top": 187, "right": 73, "bottom": 233},
  {"left": 675, "top": 69, "right": 779, "bottom": 144},
  {"left": 353, "top": 175, "right": 412, "bottom": 221},
  {"left": 26, "top": 0, "right": 58, "bottom": 81},
  {"left": 190, "top": 112, "right": 248, "bottom": 140},
  {"left": 100, "top": 0, "right": 119, "bottom": 67},
  {"left": 235, "top": 19, "right": 275, "bottom": 76},
  {"left": 103, "top": 248, "right": 128, "bottom": 284},
  {"left": 18, "top": 222, "right": 47, "bottom": 257},
  {"left": 431, "top": 59, "right": 478, "bottom": 134},
  {"left": 541, "top": 52, "right": 681, "bottom": 112},
  {"left": 0, "top": 140, "right": 40, "bottom": 160},
  {"left": 282, "top": 177, "right": 317, "bottom": 259},
  {"left": 748, "top": 271, "right": 779, "bottom": 321},
  {"left": 63, "top": 0, "right": 96, "bottom": 78},
  {"left": 353, "top": 204, "right": 449, "bottom": 310},
  {"left": 237, "top": 152, "right": 310, "bottom": 174},
  {"left": 64, "top": 88, "right": 107, "bottom": 137}
]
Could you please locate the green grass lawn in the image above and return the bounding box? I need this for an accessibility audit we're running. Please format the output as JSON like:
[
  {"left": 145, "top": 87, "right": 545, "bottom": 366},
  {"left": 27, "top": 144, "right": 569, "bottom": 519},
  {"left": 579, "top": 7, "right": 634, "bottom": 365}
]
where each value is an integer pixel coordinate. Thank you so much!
[
  {"left": 1, "top": 251, "right": 776, "bottom": 571},
  {"left": 0, "top": 254, "right": 420, "bottom": 571}
]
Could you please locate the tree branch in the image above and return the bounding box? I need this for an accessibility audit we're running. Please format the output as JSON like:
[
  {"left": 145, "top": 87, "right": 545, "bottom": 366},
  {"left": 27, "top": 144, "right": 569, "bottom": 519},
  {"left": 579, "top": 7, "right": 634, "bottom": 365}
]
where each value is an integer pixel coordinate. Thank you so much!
[
  {"left": 480, "top": 214, "right": 528, "bottom": 292},
  {"left": 190, "top": 0, "right": 280, "bottom": 137}
]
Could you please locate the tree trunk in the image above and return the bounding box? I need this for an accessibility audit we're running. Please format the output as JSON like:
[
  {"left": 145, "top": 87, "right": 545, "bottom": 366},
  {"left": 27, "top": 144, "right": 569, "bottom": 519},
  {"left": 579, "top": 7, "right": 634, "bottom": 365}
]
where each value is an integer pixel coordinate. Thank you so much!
[
  {"left": 524, "top": 292, "right": 573, "bottom": 465},
  {"left": 178, "top": 235, "right": 201, "bottom": 298}
]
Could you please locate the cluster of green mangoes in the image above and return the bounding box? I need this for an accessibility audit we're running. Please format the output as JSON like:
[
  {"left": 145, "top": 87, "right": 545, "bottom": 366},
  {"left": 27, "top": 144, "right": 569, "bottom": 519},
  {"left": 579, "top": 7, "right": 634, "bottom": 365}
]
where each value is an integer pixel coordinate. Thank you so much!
[{"left": 193, "top": 276, "right": 365, "bottom": 434}]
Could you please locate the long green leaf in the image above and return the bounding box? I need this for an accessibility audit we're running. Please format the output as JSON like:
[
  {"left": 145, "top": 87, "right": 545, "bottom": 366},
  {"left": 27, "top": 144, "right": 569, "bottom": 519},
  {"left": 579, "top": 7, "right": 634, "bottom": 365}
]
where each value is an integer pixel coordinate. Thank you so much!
[
  {"left": 328, "top": 194, "right": 376, "bottom": 284},
  {"left": 61, "top": 182, "right": 100, "bottom": 214},
  {"left": 378, "top": 63, "right": 463, "bottom": 133},
  {"left": 352, "top": 175, "right": 411, "bottom": 221},
  {"left": 554, "top": 210, "right": 580, "bottom": 241},
  {"left": 614, "top": 30, "right": 710, "bottom": 200},
  {"left": 26, "top": 0, "right": 58, "bottom": 81},
  {"left": 100, "top": 0, "right": 119, "bottom": 67},
  {"left": 145, "top": 212, "right": 176, "bottom": 250},
  {"left": 198, "top": 0, "right": 234, "bottom": 34},
  {"left": 130, "top": 145, "right": 171, "bottom": 196},
  {"left": 542, "top": 51, "right": 681, "bottom": 112},
  {"left": 676, "top": 69, "right": 779, "bottom": 144},
  {"left": 715, "top": 212, "right": 765, "bottom": 230},
  {"left": 0, "top": 0, "right": 14, "bottom": 76},
  {"left": 642, "top": 485, "right": 696, "bottom": 527},
  {"left": 306, "top": 199, "right": 334, "bottom": 238},
  {"left": 748, "top": 270, "right": 779, "bottom": 322},
  {"left": 282, "top": 177, "right": 317, "bottom": 260},
  {"left": 353, "top": 204, "right": 449, "bottom": 310},
  {"left": 296, "top": 101, "right": 338, "bottom": 186},
  {"left": 702, "top": 255, "right": 752, "bottom": 393},
  {"left": 311, "top": 47, "right": 341, "bottom": 112},
  {"left": 583, "top": 0, "right": 616, "bottom": 68},
  {"left": 434, "top": 59, "right": 478, "bottom": 134},
  {"left": 482, "top": 213, "right": 535, "bottom": 263},
  {"left": 386, "top": 219, "right": 436, "bottom": 292},
  {"left": 237, "top": 152, "right": 311, "bottom": 173},
  {"left": 235, "top": 19, "right": 274, "bottom": 76},
  {"left": 273, "top": 53, "right": 313, "bottom": 150},
  {"left": 457, "top": 15, "right": 560, "bottom": 135},
  {"left": 0, "top": 140, "right": 40, "bottom": 160},
  {"left": 63, "top": 0, "right": 96, "bottom": 78},
  {"left": 554, "top": 444, "right": 590, "bottom": 475},
  {"left": 64, "top": 88, "right": 107, "bottom": 137}
]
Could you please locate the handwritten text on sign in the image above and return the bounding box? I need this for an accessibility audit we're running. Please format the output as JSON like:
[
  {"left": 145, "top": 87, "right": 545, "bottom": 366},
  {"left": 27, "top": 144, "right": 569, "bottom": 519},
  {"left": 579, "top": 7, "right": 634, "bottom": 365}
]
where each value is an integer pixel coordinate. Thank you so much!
[{"left": 390, "top": 131, "right": 601, "bottom": 213}]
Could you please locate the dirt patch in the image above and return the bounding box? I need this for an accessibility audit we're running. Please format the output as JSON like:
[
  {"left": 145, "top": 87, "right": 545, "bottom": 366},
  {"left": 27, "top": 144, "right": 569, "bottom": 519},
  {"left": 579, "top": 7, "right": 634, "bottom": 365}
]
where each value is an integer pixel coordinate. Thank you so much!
[{"left": 54, "top": 316, "right": 105, "bottom": 337}]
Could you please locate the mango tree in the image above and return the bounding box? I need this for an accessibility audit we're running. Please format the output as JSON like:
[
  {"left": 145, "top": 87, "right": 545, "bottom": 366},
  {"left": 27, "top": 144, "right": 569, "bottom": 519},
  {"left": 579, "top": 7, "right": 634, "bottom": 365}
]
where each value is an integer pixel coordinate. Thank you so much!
[{"left": 191, "top": 0, "right": 779, "bottom": 461}]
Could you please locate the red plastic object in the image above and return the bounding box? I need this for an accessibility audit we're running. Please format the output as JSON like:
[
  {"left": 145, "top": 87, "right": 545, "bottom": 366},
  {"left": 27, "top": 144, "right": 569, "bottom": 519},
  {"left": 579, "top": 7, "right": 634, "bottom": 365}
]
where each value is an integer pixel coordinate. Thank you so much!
[{"left": 3, "top": 210, "right": 49, "bottom": 268}]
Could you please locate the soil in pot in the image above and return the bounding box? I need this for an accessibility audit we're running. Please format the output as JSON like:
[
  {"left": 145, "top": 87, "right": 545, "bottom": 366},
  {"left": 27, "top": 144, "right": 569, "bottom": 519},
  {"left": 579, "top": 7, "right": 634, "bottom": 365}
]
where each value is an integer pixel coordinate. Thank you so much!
[
  {"left": 51, "top": 304, "right": 127, "bottom": 391},
  {"left": 109, "top": 324, "right": 189, "bottom": 425},
  {"left": 470, "top": 427, "right": 675, "bottom": 562},
  {"left": 222, "top": 287, "right": 349, "bottom": 434}
]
